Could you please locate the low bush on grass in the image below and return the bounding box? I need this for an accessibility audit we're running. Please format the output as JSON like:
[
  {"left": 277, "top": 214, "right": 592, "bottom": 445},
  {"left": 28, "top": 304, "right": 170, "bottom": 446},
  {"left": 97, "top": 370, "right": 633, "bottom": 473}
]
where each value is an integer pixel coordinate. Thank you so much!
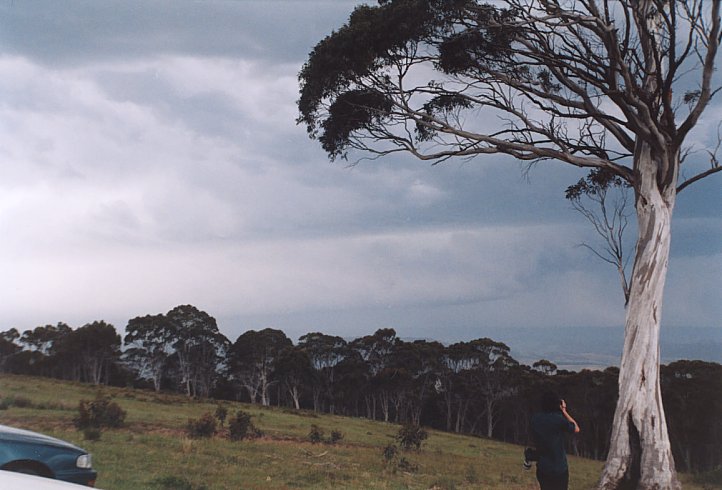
[
  {"left": 214, "top": 405, "right": 228, "bottom": 427},
  {"left": 308, "top": 424, "right": 324, "bottom": 443},
  {"left": 74, "top": 395, "right": 126, "bottom": 430},
  {"left": 329, "top": 429, "right": 344, "bottom": 444},
  {"left": 382, "top": 443, "right": 398, "bottom": 463},
  {"left": 228, "top": 410, "right": 262, "bottom": 441},
  {"left": 186, "top": 412, "right": 216, "bottom": 439},
  {"left": 396, "top": 424, "right": 428, "bottom": 451},
  {"left": 307, "top": 425, "right": 344, "bottom": 444}
]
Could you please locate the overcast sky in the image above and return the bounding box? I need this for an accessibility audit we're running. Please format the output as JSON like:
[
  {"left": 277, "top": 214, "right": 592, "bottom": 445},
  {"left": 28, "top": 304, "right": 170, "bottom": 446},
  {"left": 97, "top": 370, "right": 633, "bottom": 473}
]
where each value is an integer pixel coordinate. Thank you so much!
[{"left": 0, "top": 0, "right": 720, "bottom": 346}]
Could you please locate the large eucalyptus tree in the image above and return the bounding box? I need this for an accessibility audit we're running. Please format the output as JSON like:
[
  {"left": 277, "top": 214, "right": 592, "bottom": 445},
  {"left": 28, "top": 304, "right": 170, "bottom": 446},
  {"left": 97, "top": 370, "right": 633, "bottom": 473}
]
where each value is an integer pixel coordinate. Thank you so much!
[
  {"left": 124, "top": 314, "right": 177, "bottom": 392},
  {"left": 228, "top": 328, "right": 292, "bottom": 405},
  {"left": 166, "top": 305, "right": 230, "bottom": 398},
  {"left": 298, "top": 1, "right": 721, "bottom": 488}
]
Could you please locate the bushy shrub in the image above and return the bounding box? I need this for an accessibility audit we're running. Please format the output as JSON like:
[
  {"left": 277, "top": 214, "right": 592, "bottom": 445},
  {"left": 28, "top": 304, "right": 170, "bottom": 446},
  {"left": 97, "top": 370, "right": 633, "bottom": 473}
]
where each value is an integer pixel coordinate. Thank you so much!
[
  {"left": 74, "top": 395, "right": 126, "bottom": 430},
  {"left": 382, "top": 444, "right": 398, "bottom": 462},
  {"left": 214, "top": 405, "right": 228, "bottom": 427},
  {"left": 186, "top": 413, "right": 216, "bottom": 439},
  {"left": 308, "top": 424, "right": 324, "bottom": 444},
  {"left": 306, "top": 424, "right": 343, "bottom": 444},
  {"left": 228, "top": 410, "right": 262, "bottom": 441},
  {"left": 396, "top": 424, "right": 428, "bottom": 451},
  {"left": 329, "top": 429, "right": 344, "bottom": 444}
]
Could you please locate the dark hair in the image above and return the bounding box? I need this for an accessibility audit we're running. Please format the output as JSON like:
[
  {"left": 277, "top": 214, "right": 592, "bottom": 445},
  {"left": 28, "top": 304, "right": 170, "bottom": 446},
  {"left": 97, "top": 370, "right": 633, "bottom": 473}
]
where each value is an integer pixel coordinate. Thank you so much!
[{"left": 541, "top": 391, "right": 561, "bottom": 412}]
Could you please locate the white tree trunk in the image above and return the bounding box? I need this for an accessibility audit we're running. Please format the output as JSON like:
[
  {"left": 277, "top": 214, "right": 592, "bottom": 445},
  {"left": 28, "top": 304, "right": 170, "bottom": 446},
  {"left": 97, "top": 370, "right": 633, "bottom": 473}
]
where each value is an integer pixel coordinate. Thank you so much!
[
  {"left": 380, "top": 392, "right": 390, "bottom": 422},
  {"left": 288, "top": 385, "right": 300, "bottom": 410},
  {"left": 260, "top": 371, "right": 270, "bottom": 406},
  {"left": 599, "top": 146, "right": 681, "bottom": 490},
  {"left": 486, "top": 398, "right": 494, "bottom": 438},
  {"left": 152, "top": 360, "right": 163, "bottom": 392}
]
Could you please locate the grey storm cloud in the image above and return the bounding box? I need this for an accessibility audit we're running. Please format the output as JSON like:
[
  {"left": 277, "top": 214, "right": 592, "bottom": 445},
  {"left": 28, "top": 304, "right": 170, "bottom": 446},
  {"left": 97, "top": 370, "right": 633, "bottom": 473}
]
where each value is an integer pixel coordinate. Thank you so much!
[
  {"left": 0, "top": 0, "right": 719, "bottom": 344},
  {"left": 0, "top": 0, "right": 359, "bottom": 65}
]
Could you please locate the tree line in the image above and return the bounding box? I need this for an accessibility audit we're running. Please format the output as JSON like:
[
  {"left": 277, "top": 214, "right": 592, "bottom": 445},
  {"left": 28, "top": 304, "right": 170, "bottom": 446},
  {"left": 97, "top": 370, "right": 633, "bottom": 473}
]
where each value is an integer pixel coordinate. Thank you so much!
[{"left": 0, "top": 304, "right": 719, "bottom": 474}]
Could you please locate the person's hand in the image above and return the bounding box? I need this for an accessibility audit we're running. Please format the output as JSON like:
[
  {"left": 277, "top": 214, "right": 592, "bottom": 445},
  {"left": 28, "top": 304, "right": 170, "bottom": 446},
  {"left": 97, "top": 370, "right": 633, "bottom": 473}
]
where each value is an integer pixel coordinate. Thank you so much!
[{"left": 560, "top": 399, "right": 567, "bottom": 411}]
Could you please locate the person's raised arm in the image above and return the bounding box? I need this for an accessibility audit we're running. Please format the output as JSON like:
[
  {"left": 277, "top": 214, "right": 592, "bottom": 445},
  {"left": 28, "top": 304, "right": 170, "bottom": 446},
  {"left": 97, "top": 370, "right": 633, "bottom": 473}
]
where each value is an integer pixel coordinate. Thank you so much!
[{"left": 560, "top": 399, "right": 581, "bottom": 433}]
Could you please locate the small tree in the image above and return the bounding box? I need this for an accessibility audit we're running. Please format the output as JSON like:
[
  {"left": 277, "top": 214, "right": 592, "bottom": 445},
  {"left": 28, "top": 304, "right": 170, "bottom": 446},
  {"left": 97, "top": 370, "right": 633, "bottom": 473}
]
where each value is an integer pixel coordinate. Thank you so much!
[{"left": 566, "top": 169, "right": 633, "bottom": 304}]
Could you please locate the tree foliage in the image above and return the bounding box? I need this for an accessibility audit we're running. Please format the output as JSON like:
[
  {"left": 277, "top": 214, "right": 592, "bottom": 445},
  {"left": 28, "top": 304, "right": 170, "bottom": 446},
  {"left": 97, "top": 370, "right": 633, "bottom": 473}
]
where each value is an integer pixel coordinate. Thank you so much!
[
  {"left": 64, "top": 321, "right": 122, "bottom": 385},
  {"left": 227, "top": 328, "right": 292, "bottom": 405},
  {"left": 299, "top": 0, "right": 720, "bottom": 186},
  {"left": 166, "top": 305, "right": 230, "bottom": 398},
  {"left": 124, "top": 314, "right": 177, "bottom": 392}
]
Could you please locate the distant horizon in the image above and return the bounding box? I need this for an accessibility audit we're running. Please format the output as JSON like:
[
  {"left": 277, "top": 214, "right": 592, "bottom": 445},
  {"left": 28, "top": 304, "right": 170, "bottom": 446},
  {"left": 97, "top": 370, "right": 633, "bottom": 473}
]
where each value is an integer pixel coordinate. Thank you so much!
[
  {"left": 6, "top": 316, "right": 719, "bottom": 372},
  {"left": 396, "top": 325, "right": 722, "bottom": 370}
]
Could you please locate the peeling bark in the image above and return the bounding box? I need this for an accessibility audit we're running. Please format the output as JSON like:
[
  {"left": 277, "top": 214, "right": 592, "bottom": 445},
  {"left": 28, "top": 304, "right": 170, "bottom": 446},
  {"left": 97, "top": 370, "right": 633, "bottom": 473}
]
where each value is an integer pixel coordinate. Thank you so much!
[{"left": 598, "top": 144, "right": 680, "bottom": 490}]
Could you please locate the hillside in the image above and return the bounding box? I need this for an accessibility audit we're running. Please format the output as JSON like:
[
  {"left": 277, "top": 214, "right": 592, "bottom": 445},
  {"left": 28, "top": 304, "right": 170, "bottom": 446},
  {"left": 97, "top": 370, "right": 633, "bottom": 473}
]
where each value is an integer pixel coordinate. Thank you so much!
[{"left": 0, "top": 375, "right": 711, "bottom": 490}]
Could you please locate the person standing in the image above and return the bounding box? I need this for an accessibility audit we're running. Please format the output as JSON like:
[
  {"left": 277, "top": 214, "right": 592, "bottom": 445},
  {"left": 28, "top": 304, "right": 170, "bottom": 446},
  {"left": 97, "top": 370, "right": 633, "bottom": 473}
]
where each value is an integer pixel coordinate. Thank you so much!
[{"left": 530, "top": 391, "right": 580, "bottom": 490}]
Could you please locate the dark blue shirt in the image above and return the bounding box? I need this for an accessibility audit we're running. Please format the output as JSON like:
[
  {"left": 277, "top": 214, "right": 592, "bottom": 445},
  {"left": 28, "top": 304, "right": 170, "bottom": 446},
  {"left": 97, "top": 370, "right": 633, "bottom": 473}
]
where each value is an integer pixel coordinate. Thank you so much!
[{"left": 531, "top": 411, "right": 575, "bottom": 475}]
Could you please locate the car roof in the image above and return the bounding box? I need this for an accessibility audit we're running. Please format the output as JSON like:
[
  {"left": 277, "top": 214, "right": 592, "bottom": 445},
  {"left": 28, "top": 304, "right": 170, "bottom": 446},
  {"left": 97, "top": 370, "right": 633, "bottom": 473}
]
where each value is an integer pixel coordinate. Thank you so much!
[
  {"left": 0, "top": 469, "right": 99, "bottom": 489},
  {"left": 0, "top": 425, "right": 85, "bottom": 452}
]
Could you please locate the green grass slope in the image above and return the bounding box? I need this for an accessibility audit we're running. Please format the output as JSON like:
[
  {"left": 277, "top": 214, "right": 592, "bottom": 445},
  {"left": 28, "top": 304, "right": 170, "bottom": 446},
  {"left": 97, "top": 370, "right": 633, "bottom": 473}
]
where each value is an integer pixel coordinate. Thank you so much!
[{"left": 0, "top": 375, "right": 709, "bottom": 490}]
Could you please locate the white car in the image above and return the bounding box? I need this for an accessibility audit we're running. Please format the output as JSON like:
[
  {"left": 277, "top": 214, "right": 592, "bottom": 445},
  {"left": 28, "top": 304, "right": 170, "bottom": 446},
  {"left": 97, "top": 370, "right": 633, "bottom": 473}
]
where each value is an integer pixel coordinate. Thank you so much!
[{"left": 0, "top": 469, "right": 101, "bottom": 489}]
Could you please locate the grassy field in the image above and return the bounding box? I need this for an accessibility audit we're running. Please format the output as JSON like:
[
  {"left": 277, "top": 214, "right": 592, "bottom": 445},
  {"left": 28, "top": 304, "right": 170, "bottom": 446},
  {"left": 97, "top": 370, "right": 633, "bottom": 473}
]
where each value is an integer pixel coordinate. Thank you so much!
[{"left": 0, "top": 375, "right": 711, "bottom": 489}]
